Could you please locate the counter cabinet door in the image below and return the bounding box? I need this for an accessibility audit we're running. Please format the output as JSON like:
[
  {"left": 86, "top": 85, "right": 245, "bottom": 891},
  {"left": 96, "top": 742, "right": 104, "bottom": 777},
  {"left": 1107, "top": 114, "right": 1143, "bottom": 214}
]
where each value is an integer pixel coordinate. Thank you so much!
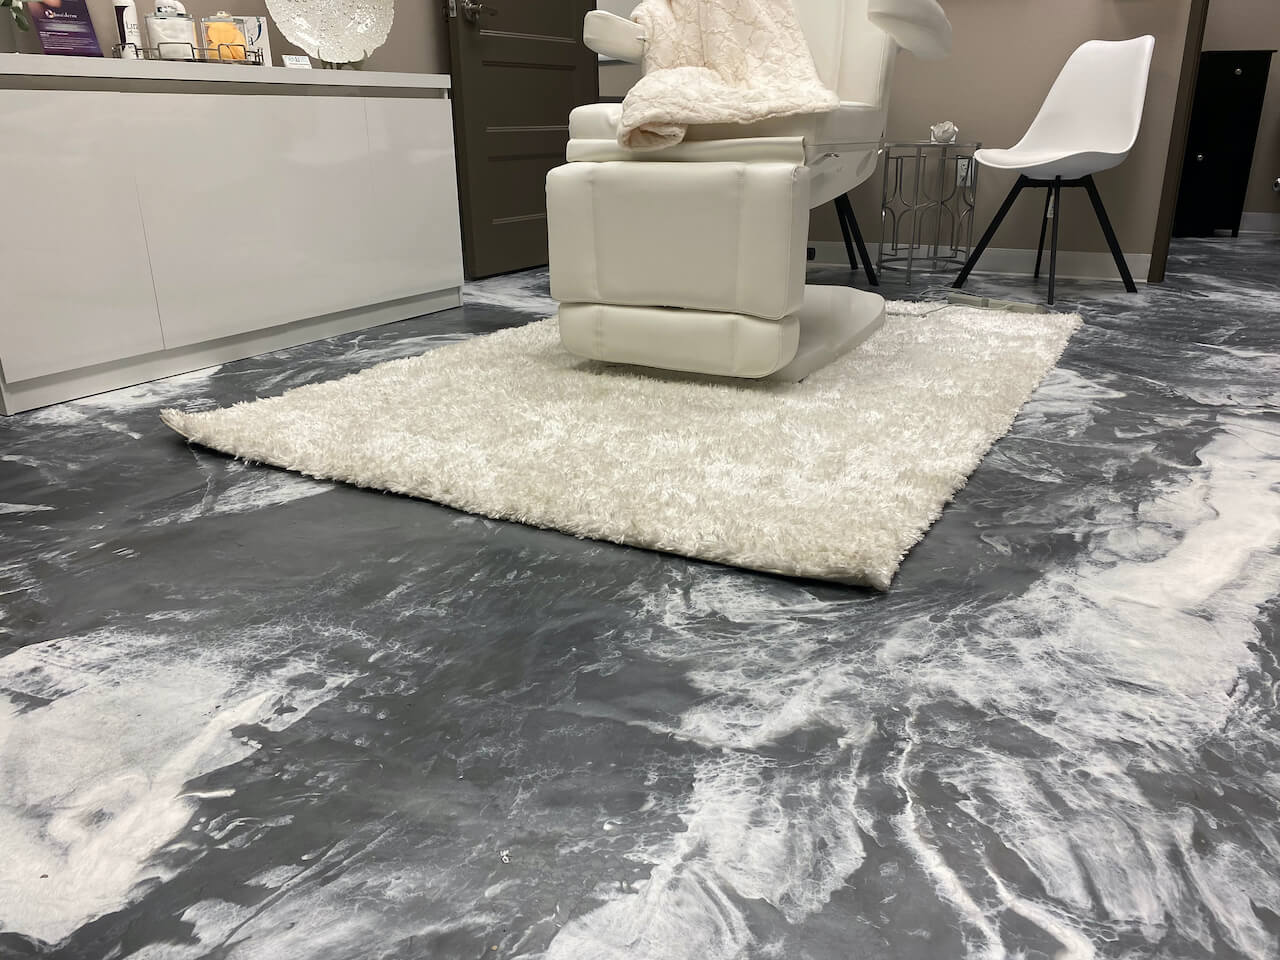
[
  {"left": 0, "top": 90, "right": 165, "bottom": 384},
  {"left": 362, "top": 97, "right": 464, "bottom": 304},
  {"left": 135, "top": 93, "right": 385, "bottom": 350}
]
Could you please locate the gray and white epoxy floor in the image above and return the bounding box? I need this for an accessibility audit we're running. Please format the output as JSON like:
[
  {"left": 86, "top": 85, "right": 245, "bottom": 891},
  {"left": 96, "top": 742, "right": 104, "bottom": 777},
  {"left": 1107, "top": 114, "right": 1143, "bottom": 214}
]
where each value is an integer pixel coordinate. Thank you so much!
[{"left": 1, "top": 238, "right": 1278, "bottom": 960}]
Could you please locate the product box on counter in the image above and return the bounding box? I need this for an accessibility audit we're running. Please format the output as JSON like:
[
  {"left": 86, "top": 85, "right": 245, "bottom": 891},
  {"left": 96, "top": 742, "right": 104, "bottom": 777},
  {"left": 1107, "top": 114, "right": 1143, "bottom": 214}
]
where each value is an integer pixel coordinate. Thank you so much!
[
  {"left": 238, "top": 15, "right": 271, "bottom": 65},
  {"left": 198, "top": 12, "right": 273, "bottom": 64},
  {"left": 28, "top": 0, "right": 103, "bottom": 57}
]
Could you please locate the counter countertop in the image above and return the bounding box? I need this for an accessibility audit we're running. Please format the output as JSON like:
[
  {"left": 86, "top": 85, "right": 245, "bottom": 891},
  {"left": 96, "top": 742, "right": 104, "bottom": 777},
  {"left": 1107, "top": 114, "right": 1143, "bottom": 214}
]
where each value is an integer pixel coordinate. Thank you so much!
[{"left": 0, "top": 53, "right": 450, "bottom": 89}]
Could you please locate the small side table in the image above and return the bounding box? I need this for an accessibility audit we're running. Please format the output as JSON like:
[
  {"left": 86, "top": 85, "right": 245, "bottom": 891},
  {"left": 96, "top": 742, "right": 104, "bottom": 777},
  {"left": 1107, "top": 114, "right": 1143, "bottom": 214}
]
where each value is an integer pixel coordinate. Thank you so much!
[{"left": 878, "top": 141, "right": 982, "bottom": 284}]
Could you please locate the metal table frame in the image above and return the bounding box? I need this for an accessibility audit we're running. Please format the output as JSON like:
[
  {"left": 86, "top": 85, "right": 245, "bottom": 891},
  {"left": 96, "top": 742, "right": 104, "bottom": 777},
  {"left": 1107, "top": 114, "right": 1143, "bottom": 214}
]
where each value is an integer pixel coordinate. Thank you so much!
[{"left": 877, "top": 140, "right": 981, "bottom": 285}]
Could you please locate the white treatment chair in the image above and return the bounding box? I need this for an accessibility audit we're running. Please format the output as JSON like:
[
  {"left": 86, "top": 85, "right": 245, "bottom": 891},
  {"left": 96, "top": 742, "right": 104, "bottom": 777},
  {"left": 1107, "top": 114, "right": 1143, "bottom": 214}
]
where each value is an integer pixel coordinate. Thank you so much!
[
  {"left": 545, "top": 0, "right": 952, "bottom": 380},
  {"left": 953, "top": 36, "right": 1156, "bottom": 305}
]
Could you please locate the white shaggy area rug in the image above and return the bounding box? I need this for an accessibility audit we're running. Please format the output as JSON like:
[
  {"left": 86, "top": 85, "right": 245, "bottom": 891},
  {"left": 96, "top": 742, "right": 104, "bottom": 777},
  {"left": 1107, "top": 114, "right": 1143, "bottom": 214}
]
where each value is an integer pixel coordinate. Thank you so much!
[{"left": 162, "top": 302, "right": 1080, "bottom": 589}]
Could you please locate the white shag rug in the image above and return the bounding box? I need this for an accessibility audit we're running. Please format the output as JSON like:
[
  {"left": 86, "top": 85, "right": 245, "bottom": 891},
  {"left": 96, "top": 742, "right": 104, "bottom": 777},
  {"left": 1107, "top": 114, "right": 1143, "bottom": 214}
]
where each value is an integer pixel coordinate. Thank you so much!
[{"left": 162, "top": 302, "right": 1080, "bottom": 589}]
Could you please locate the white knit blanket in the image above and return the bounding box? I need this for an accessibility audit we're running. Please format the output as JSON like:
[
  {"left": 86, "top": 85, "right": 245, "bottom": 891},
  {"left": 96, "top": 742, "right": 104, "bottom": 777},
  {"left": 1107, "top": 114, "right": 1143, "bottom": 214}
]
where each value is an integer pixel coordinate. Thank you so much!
[{"left": 618, "top": 0, "right": 839, "bottom": 151}]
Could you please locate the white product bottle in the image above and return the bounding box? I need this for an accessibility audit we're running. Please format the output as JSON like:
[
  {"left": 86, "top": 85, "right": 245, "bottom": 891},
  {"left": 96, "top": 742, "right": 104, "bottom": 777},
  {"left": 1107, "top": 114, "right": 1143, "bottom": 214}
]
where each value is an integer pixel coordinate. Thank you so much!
[{"left": 112, "top": 1, "right": 143, "bottom": 59}]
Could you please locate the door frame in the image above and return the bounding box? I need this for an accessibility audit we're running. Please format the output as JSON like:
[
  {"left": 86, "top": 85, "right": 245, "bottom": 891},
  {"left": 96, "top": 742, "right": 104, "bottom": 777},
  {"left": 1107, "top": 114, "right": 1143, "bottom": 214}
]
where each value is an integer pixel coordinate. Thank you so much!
[
  {"left": 1148, "top": 0, "right": 1212, "bottom": 283},
  {"left": 444, "top": 0, "right": 598, "bottom": 280}
]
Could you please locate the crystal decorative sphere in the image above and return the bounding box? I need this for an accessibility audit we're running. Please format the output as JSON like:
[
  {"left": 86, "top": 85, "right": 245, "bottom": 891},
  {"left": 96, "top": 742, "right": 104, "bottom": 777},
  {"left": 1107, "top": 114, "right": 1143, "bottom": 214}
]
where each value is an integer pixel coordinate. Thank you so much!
[{"left": 266, "top": 0, "right": 395, "bottom": 63}]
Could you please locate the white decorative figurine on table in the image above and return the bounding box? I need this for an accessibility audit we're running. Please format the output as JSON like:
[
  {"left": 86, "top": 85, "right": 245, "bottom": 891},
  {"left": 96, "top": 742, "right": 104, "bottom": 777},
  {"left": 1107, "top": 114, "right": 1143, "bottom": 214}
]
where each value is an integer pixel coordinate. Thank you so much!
[{"left": 930, "top": 120, "right": 958, "bottom": 143}]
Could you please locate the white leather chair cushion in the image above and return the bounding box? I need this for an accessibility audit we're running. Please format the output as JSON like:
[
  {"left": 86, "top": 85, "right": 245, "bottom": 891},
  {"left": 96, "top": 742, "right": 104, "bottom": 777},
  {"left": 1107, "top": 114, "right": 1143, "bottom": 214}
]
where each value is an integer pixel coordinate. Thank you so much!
[
  {"left": 547, "top": 160, "right": 809, "bottom": 320},
  {"left": 568, "top": 101, "right": 885, "bottom": 154},
  {"left": 558, "top": 285, "right": 887, "bottom": 381},
  {"left": 559, "top": 303, "right": 801, "bottom": 379},
  {"left": 566, "top": 102, "right": 886, "bottom": 201},
  {"left": 567, "top": 136, "right": 808, "bottom": 165}
]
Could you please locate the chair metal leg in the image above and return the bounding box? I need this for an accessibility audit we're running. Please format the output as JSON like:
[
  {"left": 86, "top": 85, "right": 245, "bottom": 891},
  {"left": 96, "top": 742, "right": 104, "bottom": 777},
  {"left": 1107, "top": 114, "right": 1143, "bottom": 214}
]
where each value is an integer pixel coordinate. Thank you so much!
[
  {"left": 834, "top": 193, "right": 879, "bottom": 286},
  {"left": 1048, "top": 176, "right": 1062, "bottom": 305},
  {"left": 1082, "top": 174, "right": 1137, "bottom": 293},
  {"left": 834, "top": 195, "right": 859, "bottom": 271},
  {"left": 845, "top": 197, "right": 879, "bottom": 287},
  {"left": 1033, "top": 187, "right": 1052, "bottom": 280},
  {"left": 953, "top": 175, "right": 1027, "bottom": 289}
]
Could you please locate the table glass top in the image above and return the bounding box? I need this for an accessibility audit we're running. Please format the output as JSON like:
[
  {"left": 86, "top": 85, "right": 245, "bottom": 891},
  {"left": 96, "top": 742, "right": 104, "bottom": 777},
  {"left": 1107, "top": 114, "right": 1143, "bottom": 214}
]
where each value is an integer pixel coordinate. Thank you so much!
[{"left": 884, "top": 140, "right": 982, "bottom": 149}]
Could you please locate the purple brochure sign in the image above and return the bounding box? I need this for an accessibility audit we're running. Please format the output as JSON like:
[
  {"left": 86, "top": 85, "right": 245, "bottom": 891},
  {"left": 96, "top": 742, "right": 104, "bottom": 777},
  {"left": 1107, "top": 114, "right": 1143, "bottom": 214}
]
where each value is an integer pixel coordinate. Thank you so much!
[{"left": 29, "top": 1, "right": 103, "bottom": 57}]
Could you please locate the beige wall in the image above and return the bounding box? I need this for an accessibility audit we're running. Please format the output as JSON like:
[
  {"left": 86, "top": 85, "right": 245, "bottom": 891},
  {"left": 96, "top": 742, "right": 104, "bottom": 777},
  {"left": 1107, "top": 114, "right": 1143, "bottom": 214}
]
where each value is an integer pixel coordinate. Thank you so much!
[
  {"left": 600, "top": 59, "right": 639, "bottom": 97},
  {"left": 2, "top": 1, "right": 447, "bottom": 72},
  {"left": 817, "top": 0, "right": 1194, "bottom": 255},
  {"left": 4, "top": 2, "right": 1211, "bottom": 252},
  {"left": 1203, "top": 0, "right": 1280, "bottom": 216}
]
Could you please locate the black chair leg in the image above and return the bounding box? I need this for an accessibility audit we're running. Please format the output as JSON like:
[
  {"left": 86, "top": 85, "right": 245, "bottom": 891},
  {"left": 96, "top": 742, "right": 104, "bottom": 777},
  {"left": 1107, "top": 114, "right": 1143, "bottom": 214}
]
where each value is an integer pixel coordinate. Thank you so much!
[
  {"left": 1033, "top": 187, "right": 1052, "bottom": 280},
  {"left": 1082, "top": 174, "right": 1137, "bottom": 293},
  {"left": 1048, "top": 176, "right": 1062, "bottom": 305},
  {"left": 847, "top": 200, "right": 879, "bottom": 287},
  {"left": 835, "top": 193, "right": 878, "bottom": 286},
  {"left": 954, "top": 175, "right": 1027, "bottom": 289},
  {"left": 834, "top": 195, "right": 859, "bottom": 271}
]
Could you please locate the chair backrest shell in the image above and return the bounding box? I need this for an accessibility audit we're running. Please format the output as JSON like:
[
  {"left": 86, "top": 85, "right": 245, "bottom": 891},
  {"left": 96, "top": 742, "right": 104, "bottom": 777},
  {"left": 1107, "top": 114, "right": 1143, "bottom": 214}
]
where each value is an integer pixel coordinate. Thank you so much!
[{"left": 1014, "top": 36, "right": 1156, "bottom": 162}]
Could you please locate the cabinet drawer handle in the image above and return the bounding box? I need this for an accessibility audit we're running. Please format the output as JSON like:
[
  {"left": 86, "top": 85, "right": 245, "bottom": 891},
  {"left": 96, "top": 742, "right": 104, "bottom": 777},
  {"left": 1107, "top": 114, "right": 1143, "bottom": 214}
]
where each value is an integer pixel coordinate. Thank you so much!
[{"left": 1235, "top": 67, "right": 1243, "bottom": 76}]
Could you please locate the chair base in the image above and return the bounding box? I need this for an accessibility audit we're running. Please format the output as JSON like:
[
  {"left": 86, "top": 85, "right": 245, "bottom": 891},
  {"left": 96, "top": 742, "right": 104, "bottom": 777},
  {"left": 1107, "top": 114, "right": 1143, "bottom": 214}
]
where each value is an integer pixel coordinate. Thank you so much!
[
  {"left": 771, "top": 284, "right": 884, "bottom": 382},
  {"left": 952, "top": 173, "right": 1136, "bottom": 306},
  {"left": 558, "top": 285, "right": 885, "bottom": 381}
]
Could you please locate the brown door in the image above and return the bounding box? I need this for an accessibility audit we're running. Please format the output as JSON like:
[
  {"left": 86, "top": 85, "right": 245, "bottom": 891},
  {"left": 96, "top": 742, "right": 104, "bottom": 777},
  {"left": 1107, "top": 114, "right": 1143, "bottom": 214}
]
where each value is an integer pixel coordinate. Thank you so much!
[{"left": 446, "top": 0, "right": 599, "bottom": 279}]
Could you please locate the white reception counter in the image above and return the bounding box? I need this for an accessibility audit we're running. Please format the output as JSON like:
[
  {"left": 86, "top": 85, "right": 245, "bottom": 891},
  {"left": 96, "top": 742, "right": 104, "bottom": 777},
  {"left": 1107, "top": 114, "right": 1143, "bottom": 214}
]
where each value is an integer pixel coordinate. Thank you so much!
[{"left": 0, "top": 55, "right": 463, "bottom": 414}]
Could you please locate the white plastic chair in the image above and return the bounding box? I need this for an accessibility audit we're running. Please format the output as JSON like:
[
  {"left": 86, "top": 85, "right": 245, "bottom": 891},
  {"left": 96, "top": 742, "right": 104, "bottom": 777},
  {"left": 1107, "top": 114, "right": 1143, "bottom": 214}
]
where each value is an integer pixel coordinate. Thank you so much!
[{"left": 953, "top": 36, "right": 1156, "bottom": 304}]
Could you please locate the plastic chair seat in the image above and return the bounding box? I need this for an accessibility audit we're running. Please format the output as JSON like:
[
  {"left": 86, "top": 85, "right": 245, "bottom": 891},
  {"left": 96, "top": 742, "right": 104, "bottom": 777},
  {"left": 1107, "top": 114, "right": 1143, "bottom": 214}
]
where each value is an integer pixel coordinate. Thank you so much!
[{"left": 973, "top": 146, "right": 1129, "bottom": 181}]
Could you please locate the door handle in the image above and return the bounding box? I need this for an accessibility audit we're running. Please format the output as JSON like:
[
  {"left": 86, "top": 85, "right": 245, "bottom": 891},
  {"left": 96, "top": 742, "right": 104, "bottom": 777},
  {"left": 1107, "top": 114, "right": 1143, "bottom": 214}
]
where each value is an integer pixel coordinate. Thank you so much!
[{"left": 462, "top": 0, "right": 497, "bottom": 22}]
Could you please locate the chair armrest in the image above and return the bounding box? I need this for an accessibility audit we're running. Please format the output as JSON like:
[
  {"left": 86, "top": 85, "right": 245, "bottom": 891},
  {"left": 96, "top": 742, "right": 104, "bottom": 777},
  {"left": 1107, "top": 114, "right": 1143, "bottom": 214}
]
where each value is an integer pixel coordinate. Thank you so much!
[
  {"left": 867, "top": 0, "right": 952, "bottom": 61},
  {"left": 583, "top": 10, "right": 646, "bottom": 63}
]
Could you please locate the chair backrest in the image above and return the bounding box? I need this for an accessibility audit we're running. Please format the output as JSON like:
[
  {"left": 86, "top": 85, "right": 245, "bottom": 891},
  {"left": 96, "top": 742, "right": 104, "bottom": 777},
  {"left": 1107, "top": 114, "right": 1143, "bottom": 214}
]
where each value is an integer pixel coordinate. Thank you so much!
[
  {"left": 1016, "top": 36, "right": 1156, "bottom": 160},
  {"left": 792, "top": 0, "right": 898, "bottom": 108}
]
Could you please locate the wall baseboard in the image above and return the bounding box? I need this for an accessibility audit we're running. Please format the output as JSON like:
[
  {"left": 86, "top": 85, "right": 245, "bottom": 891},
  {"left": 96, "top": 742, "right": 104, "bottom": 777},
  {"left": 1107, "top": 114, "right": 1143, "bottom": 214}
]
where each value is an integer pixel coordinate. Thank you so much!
[
  {"left": 0, "top": 288, "right": 462, "bottom": 415},
  {"left": 1240, "top": 212, "right": 1280, "bottom": 235},
  {"left": 809, "top": 241, "right": 1150, "bottom": 283}
]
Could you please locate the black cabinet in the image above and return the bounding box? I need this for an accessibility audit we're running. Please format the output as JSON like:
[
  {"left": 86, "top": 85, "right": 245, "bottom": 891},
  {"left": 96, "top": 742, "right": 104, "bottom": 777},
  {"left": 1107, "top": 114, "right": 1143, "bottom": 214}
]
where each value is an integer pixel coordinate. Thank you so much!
[{"left": 1173, "top": 49, "right": 1274, "bottom": 237}]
